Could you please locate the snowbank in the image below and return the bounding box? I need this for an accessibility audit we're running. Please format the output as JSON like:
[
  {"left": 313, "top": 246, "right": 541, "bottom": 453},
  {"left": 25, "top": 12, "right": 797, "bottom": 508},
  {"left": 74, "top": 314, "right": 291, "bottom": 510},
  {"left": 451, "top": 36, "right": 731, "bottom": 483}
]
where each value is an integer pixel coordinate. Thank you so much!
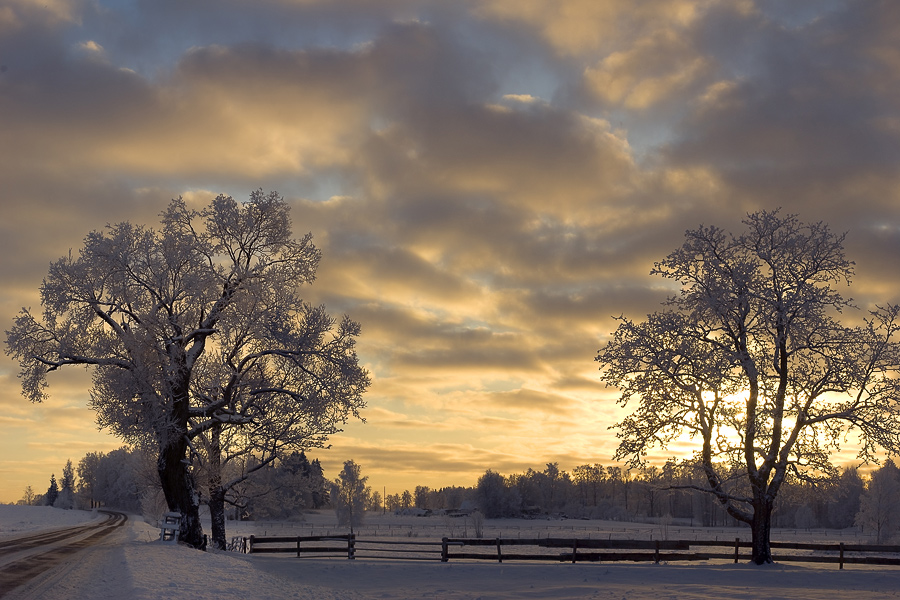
[{"left": 0, "top": 505, "right": 99, "bottom": 539}]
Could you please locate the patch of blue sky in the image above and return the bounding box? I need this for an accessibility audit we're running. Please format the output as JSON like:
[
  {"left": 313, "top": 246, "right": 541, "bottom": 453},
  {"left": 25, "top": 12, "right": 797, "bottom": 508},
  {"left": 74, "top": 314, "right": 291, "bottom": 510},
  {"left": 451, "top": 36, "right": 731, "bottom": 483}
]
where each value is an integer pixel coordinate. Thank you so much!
[
  {"left": 436, "top": 7, "right": 571, "bottom": 107},
  {"left": 283, "top": 168, "right": 358, "bottom": 202},
  {"left": 76, "top": 0, "right": 387, "bottom": 78},
  {"left": 756, "top": 0, "right": 846, "bottom": 30}
]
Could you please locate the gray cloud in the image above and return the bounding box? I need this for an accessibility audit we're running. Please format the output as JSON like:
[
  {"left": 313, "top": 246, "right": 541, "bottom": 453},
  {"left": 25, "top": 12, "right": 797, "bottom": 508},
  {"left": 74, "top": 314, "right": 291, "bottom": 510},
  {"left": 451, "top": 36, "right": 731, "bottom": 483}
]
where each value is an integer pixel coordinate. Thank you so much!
[{"left": 1, "top": 0, "right": 899, "bottom": 499}]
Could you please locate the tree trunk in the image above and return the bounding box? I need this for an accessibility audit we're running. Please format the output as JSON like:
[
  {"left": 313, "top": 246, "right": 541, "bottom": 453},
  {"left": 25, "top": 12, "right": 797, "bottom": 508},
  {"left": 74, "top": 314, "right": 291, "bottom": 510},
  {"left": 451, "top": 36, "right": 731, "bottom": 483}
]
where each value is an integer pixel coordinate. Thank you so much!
[
  {"left": 750, "top": 496, "right": 774, "bottom": 564},
  {"left": 158, "top": 436, "right": 204, "bottom": 549},
  {"left": 209, "top": 486, "right": 227, "bottom": 551},
  {"left": 155, "top": 360, "right": 205, "bottom": 549},
  {"left": 207, "top": 424, "right": 227, "bottom": 551}
]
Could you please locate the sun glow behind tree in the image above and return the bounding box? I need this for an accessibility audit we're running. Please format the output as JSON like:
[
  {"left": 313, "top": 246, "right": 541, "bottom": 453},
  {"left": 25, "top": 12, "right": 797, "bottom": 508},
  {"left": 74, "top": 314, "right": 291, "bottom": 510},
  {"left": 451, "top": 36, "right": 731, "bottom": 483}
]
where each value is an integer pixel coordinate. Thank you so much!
[{"left": 597, "top": 210, "right": 900, "bottom": 564}]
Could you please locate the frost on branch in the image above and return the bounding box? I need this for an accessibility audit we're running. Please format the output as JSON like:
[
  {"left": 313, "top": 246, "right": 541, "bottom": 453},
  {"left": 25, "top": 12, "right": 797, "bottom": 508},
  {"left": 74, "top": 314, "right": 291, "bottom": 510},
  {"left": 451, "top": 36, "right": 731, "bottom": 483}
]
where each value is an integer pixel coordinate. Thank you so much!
[
  {"left": 596, "top": 210, "right": 900, "bottom": 564},
  {"left": 5, "top": 190, "right": 369, "bottom": 550}
]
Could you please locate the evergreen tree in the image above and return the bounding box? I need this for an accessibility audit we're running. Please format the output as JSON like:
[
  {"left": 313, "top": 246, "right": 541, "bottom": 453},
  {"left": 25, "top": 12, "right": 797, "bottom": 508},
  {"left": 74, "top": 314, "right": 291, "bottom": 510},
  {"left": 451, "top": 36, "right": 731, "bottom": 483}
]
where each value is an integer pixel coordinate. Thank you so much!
[
  {"left": 54, "top": 459, "right": 78, "bottom": 509},
  {"left": 308, "top": 459, "right": 328, "bottom": 508},
  {"left": 61, "top": 459, "right": 76, "bottom": 492},
  {"left": 46, "top": 474, "right": 59, "bottom": 506}
]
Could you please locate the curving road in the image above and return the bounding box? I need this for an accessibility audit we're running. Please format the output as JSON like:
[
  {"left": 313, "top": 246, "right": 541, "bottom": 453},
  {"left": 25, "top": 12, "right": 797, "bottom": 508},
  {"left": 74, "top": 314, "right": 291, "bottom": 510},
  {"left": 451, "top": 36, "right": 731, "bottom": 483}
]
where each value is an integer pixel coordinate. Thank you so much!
[{"left": 0, "top": 510, "right": 127, "bottom": 598}]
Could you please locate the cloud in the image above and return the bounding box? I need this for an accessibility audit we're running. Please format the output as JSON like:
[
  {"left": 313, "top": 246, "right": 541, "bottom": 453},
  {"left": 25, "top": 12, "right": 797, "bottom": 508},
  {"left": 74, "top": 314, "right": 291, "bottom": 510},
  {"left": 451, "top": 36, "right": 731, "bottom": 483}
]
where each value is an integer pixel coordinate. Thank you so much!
[
  {"left": 583, "top": 28, "right": 713, "bottom": 110},
  {"left": 1, "top": 0, "right": 899, "bottom": 501},
  {"left": 475, "top": 0, "right": 712, "bottom": 58}
]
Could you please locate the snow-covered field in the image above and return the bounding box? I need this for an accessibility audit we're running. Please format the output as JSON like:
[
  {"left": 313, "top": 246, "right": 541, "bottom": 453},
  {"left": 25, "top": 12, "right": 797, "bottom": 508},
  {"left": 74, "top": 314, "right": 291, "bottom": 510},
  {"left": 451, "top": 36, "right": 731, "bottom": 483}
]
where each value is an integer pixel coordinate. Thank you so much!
[
  {"left": 221, "top": 510, "right": 879, "bottom": 545},
  {"left": 2, "top": 506, "right": 900, "bottom": 599},
  {"left": 0, "top": 504, "right": 101, "bottom": 538}
]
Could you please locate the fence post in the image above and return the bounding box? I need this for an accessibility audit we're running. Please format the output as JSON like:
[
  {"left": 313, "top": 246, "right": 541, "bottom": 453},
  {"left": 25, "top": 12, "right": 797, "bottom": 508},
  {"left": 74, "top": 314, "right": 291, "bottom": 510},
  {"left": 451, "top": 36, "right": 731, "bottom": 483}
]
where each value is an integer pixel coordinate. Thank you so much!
[
  {"left": 654, "top": 540, "right": 660, "bottom": 564},
  {"left": 297, "top": 536, "right": 301, "bottom": 557},
  {"left": 734, "top": 538, "right": 740, "bottom": 564},
  {"left": 572, "top": 539, "right": 578, "bottom": 564},
  {"left": 497, "top": 538, "right": 502, "bottom": 563},
  {"left": 441, "top": 537, "right": 449, "bottom": 562},
  {"left": 249, "top": 535, "right": 255, "bottom": 554},
  {"left": 348, "top": 533, "right": 356, "bottom": 560},
  {"left": 839, "top": 543, "right": 844, "bottom": 570}
]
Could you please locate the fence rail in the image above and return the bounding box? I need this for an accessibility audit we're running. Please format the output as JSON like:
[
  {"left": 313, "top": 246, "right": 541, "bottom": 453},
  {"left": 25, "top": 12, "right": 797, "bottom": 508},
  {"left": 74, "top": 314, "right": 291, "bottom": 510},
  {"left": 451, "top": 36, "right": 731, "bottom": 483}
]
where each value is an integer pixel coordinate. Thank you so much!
[{"left": 246, "top": 534, "right": 900, "bottom": 569}]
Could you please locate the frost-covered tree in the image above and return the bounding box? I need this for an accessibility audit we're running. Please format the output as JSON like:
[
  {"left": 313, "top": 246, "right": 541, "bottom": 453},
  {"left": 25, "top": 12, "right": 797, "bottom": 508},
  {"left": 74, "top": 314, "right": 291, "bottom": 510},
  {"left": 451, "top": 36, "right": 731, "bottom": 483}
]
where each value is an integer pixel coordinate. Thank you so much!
[
  {"left": 596, "top": 210, "right": 900, "bottom": 564},
  {"left": 384, "top": 493, "right": 401, "bottom": 512},
  {"left": 75, "top": 448, "right": 145, "bottom": 511},
  {"left": 475, "top": 469, "right": 520, "bottom": 518},
  {"left": 414, "top": 485, "right": 431, "bottom": 510},
  {"left": 827, "top": 466, "right": 864, "bottom": 529},
  {"left": 54, "top": 459, "right": 77, "bottom": 509},
  {"left": 61, "top": 459, "right": 75, "bottom": 492},
  {"left": 367, "top": 490, "right": 383, "bottom": 512},
  {"left": 20, "top": 485, "right": 36, "bottom": 506},
  {"left": 189, "top": 280, "right": 368, "bottom": 549},
  {"left": 856, "top": 460, "right": 900, "bottom": 543},
  {"left": 97, "top": 447, "right": 146, "bottom": 512},
  {"left": 78, "top": 452, "right": 103, "bottom": 509},
  {"left": 331, "top": 460, "right": 370, "bottom": 534},
  {"left": 572, "top": 464, "right": 605, "bottom": 508},
  {"left": 221, "top": 451, "right": 328, "bottom": 521},
  {"left": 6, "top": 191, "right": 368, "bottom": 549}
]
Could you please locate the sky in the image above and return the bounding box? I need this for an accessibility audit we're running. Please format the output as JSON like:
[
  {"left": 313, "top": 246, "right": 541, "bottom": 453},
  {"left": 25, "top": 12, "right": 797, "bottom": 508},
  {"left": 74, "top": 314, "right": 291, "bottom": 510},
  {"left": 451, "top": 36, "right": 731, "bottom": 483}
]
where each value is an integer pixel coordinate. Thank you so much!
[{"left": 1, "top": 0, "right": 900, "bottom": 503}]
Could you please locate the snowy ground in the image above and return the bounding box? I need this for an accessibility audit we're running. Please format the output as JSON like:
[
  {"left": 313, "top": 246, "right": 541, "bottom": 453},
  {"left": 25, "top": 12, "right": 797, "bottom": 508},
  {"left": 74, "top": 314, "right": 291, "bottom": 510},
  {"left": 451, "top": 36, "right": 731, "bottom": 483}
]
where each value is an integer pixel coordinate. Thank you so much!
[
  {"left": 2, "top": 506, "right": 899, "bottom": 599},
  {"left": 0, "top": 504, "right": 100, "bottom": 539},
  {"left": 221, "top": 510, "right": 879, "bottom": 545}
]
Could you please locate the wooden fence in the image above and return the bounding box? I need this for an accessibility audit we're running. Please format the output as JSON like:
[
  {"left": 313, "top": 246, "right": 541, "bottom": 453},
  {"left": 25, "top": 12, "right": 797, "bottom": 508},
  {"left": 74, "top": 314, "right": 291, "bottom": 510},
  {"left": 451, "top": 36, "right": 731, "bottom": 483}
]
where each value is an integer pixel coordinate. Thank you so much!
[{"left": 246, "top": 534, "right": 900, "bottom": 569}]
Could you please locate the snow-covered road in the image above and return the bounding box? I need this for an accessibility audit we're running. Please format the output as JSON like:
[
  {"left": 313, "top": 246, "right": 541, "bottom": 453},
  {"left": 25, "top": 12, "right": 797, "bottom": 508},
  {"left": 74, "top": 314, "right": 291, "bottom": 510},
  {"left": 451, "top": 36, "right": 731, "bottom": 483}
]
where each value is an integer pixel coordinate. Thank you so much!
[{"left": 0, "top": 510, "right": 126, "bottom": 596}]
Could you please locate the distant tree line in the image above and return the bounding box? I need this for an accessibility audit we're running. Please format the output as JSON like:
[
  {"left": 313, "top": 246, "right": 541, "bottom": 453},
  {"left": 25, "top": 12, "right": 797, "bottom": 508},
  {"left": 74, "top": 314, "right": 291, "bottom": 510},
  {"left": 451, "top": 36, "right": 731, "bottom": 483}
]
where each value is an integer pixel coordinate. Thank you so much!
[
  {"left": 351, "top": 459, "right": 899, "bottom": 543},
  {"left": 16, "top": 452, "right": 900, "bottom": 543},
  {"left": 17, "top": 449, "right": 147, "bottom": 513},
  {"left": 16, "top": 447, "right": 331, "bottom": 522},
  {"left": 468, "top": 461, "right": 869, "bottom": 530},
  {"left": 226, "top": 451, "right": 330, "bottom": 520},
  {"left": 398, "top": 460, "right": 899, "bottom": 543}
]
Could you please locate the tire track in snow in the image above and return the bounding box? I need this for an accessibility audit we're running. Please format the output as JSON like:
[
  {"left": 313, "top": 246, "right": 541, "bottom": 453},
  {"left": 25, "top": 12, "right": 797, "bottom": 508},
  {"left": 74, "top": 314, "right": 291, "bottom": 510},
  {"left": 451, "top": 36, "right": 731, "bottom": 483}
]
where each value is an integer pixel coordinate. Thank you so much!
[{"left": 0, "top": 511, "right": 127, "bottom": 597}]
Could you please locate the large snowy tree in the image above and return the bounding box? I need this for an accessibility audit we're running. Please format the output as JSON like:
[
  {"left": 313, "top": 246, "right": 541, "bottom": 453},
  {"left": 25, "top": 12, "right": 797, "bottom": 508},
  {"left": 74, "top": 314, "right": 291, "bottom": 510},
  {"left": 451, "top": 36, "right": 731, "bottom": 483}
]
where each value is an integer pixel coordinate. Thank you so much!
[
  {"left": 596, "top": 210, "right": 900, "bottom": 564},
  {"left": 6, "top": 190, "right": 368, "bottom": 549},
  {"left": 187, "top": 279, "right": 368, "bottom": 549}
]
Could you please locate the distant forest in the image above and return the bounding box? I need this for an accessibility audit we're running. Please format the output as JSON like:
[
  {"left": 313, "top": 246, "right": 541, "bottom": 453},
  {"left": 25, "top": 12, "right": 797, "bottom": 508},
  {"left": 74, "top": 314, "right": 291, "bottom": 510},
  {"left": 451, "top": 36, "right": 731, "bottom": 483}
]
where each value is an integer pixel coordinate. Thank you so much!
[{"left": 18, "top": 450, "right": 900, "bottom": 542}]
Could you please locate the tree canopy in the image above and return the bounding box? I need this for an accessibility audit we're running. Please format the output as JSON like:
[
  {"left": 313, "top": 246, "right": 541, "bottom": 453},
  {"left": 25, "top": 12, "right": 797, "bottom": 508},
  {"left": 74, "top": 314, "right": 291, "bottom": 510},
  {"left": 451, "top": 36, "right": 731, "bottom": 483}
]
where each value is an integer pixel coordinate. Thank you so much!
[
  {"left": 596, "top": 210, "right": 900, "bottom": 564},
  {"left": 6, "top": 190, "right": 369, "bottom": 548}
]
